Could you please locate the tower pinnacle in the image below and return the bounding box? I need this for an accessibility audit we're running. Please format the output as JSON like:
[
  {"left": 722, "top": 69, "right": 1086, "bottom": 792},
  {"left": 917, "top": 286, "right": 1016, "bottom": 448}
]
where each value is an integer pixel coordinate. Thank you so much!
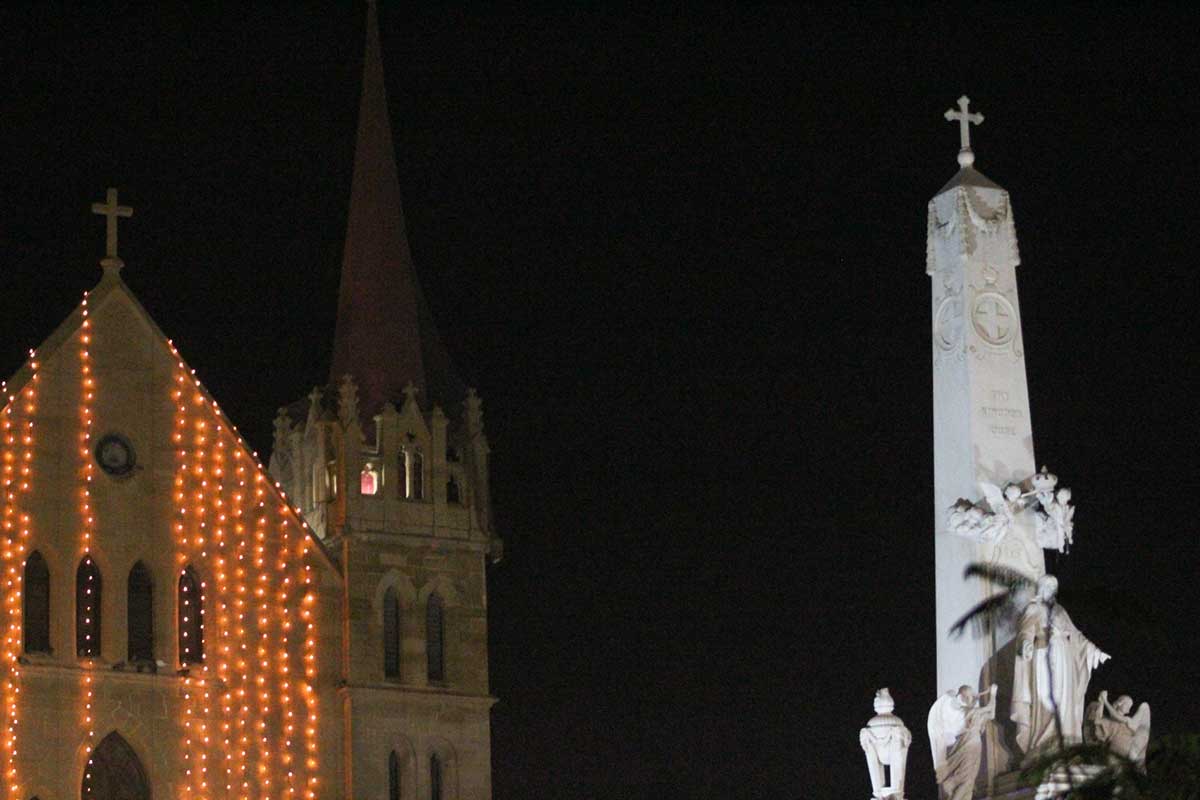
[{"left": 329, "top": 1, "right": 463, "bottom": 417}]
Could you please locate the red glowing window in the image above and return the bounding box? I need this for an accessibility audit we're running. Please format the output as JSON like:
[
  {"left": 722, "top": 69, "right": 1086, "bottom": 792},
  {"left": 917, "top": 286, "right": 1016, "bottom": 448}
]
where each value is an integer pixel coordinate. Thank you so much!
[{"left": 361, "top": 464, "right": 379, "bottom": 496}]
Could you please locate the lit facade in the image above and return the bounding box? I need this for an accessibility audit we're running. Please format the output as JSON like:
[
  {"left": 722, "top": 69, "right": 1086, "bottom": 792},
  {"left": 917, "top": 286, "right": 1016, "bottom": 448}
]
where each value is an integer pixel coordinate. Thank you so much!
[{"left": 0, "top": 4, "right": 500, "bottom": 798}]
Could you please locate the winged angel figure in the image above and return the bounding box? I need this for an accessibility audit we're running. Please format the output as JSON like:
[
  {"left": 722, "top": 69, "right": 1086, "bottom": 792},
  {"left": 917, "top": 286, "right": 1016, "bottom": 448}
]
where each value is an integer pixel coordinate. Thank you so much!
[
  {"left": 1032, "top": 468, "right": 1075, "bottom": 552},
  {"left": 947, "top": 469, "right": 1076, "bottom": 553},
  {"left": 947, "top": 481, "right": 1026, "bottom": 543}
]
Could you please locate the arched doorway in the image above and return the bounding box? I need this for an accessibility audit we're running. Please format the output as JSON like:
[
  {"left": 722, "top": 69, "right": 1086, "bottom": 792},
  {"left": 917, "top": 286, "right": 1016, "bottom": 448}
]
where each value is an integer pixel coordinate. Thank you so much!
[{"left": 82, "top": 732, "right": 150, "bottom": 800}]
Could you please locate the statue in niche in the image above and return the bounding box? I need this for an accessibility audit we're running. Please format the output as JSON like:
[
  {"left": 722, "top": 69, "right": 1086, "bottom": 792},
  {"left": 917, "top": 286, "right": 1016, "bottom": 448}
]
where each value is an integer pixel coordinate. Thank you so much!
[
  {"left": 928, "top": 684, "right": 997, "bottom": 800},
  {"left": 1085, "top": 691, "right": 1151, "bottom": 766},
  {"left": 859, "top": 688, "right": 912, "bottom": 799},
  {"left": 1012, "top": 575, "right": 1110, "bottom": 758}
]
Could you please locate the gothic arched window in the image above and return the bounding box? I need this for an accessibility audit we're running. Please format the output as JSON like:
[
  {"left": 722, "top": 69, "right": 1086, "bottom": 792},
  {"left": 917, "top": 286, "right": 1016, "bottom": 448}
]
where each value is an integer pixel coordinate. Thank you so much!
[
  {"left": 361, "top": 463, "right": 379, "bottom": 496},
  {"left": 23, "top": 551, "right": 50, "bottom": 654},
  {"left": 76, "top": 556, "right": 102, "bottom": 658},
  {"left": 81, "top": 731, "right": 150, "bottom": 800},
  {"left": 446, "top": 475, "right": 461, "bottom": 505},
  {"left": 383, "top": 585, "right": 401, "bottom": 679},
  {"left": 403, "top": 450, "right": 422, "bottom": 501},
  {"left": 430, "top": 753, "right": 443, "bottom": 800},
  {"left": 178, "top": 566, "right": 204, "bottom": 665},
  {"left": 388, "top": 750, "right": 401, "bottom": 800},
  {"left": 426, "top": 592, "right": 444, "bottom": 683},
  {"left": 127, "top": 561, "right": 154, "bottom": 663}
]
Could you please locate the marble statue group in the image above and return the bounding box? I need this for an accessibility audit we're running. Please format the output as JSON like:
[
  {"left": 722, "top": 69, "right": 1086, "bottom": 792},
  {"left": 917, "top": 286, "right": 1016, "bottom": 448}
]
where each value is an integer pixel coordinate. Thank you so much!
[
  {"left": 853, "top": 96, "right": 1151, "bottom": 800},
  {"left": 859, "top": 571, "right": 1148, "bottom": 798}
]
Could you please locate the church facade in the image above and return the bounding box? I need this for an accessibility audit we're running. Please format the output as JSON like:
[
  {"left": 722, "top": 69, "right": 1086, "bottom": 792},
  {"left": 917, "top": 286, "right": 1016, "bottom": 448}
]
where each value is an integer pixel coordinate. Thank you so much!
[{"left": 0, "top": 4, "right": 499, "bottom": 799}]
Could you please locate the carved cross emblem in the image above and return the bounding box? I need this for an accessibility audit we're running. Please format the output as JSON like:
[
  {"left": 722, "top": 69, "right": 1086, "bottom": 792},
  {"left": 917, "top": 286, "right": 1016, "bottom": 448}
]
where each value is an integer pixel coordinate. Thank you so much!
[{"left": 972, "top": 294, "right": 1014, "bottom": 345}]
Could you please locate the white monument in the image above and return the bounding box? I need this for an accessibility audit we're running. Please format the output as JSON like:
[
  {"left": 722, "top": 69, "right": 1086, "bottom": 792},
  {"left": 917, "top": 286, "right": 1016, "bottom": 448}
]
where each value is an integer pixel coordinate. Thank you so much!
[
  {"left": 1086, "top": 691, "right": 1151, "bottom": 765},
  {"left": 929, "top": 96, "right": 1048, "bottom": 701},
  {"left": 928, "top": 685, "right": 998, "bottom": 800},
  {"left": 1012, "top": 574, "right": 1109, "bottom": 758},
  {"left": 860, "top": 689, "right": 912, "bottom": 800}
]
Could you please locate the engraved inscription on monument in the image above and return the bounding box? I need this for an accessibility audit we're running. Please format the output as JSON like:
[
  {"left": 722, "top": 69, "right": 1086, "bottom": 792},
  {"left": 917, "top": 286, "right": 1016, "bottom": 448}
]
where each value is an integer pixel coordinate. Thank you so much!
[{"left": 981, "top": 390, "right": 1023, "bottom": 437}]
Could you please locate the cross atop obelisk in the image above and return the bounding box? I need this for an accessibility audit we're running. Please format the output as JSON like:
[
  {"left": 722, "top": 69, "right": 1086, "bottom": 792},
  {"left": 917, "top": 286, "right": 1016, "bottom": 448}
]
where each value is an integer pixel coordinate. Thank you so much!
[
  {"left": 91, "top": 187, "right": 133, "bottom": 274},
  {"left": 944, "top": 95, "right": 984, "bottom": 168}
]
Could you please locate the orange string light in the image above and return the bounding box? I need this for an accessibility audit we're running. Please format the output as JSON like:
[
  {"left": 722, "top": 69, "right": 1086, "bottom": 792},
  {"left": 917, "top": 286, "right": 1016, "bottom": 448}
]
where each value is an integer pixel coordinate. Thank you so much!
[
  {"left": 164, "top": 342, "right": 319, "bottom": 798},
  {"left": 78, "top": 298, "right": 99, "bottom": 799},
  {"left": 0, "top": 356, "right": 37, "bottom": 799},
  {"left": 0, "top": 298, "right": 323, "bottom": 798}
]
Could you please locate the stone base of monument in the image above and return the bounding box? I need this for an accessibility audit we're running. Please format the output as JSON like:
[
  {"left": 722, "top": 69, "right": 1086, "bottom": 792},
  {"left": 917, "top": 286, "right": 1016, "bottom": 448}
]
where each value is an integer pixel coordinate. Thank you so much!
[
  {"left": 1032, "top": 764, "right": 1105, "bottom": 799},
  {"left": 976, "top": 771, "right": 1037, "bottom": 800}
]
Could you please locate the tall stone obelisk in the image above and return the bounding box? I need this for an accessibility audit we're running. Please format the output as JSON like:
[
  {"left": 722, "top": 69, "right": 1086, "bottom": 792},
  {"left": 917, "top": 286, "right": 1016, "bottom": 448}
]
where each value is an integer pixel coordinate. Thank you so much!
[{"left": 928, "top": 98, "right": 1045, "bottom": 699}]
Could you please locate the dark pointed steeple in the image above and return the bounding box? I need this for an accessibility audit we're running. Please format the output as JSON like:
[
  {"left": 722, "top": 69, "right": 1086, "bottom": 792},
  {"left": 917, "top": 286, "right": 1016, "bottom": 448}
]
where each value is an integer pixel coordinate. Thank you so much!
[{"left": 330, "top": 1, "right": 463, "bottom": 417}]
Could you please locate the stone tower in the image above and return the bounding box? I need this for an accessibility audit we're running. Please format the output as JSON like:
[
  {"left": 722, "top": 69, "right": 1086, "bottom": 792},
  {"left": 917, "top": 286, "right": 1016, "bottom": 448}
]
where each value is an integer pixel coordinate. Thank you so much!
[
  {"left": 269, "top": 4, "right": 501, "bottom": 798},
  {"left": 928, "top": 98, "right": 1045, "bottom": 701}
]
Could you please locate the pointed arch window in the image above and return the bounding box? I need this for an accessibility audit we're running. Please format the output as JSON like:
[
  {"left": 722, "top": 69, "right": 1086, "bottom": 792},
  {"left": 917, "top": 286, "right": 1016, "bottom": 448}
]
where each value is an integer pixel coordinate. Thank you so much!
[
  {"left": 76, "top": 556, "right": 102, "bottom": 658},
  {"left": 446, "top": 475, "right": 461, "bottom": 505},
  {"left": 426, "top": 592, "right": 444, "bottom": 683},
  {"left": 361, "top": 463, "right": 380, "bottom": 496},
  {"left": 81, "top": 731, "right": 150, "bottom": 800},
  {"left": 127, "top": 561, "right": 154, "bottom": 663},
  {"left": 383, "top": 585, "right": 401, "bottom": 679},
  {"left": 410, "top": 451, "right": 424, "bottom": 500},
  {"left": 178, "top": 566, "right": 204, "bottom": 665},
  {"left": 430, "top": 753, "right": 443, "bottom": 800},
  {"left": 23, "top": 551, "right": 50, "bottom": 654},
  {"left": 400, "top": 449, "right": 424, "bottom": 501},
  {"left": 388, "top": 750, "right": 402, "bottom": 800}
]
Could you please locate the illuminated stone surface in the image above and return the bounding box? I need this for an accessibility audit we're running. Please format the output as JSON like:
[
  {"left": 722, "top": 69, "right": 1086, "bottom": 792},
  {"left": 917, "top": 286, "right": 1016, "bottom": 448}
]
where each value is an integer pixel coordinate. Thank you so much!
[{"left": 0, "top": 4, "right": 500, "bottom": 799}]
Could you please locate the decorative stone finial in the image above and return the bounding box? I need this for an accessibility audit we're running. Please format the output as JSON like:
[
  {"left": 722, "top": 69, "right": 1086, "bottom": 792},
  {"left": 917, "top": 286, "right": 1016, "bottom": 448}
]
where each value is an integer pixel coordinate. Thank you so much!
[
  {"left": 944, "top": 96, "right": 983, "bottom": 168},
  {"left": 272, "top": 408, "right": 292, "bottom": 449},
  {"left": 401, "top": 381, "right": 420, "bottom": 409},
  {"left": 90, "top": 187, "right": 133, "bottom": 275},
  {"left": 306, "top": 386, "right": 324, "bottom": 426},
  {"left": 338, "top": 374, "right": 360, "bottom": 428},
  {"left": 859, "top": 688, "right": 911, "bottom": 800},
  {"left": 466, "top": 387, "right": 484, "bottom": 434}
]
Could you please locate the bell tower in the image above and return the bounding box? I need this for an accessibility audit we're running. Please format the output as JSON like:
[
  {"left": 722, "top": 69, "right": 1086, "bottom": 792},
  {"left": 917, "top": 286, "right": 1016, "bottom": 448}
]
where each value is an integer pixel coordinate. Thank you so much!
[
  {"left": 928, "top": 97, "right": 1045, "bottom": 700},
  {"left": 269, "top": 4, "right": 501, "bottom": 798}
]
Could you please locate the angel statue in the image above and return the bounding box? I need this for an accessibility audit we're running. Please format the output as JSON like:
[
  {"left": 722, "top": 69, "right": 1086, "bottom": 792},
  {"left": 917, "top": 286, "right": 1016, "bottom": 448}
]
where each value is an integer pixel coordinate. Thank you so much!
[
  {"left": 947, "top": 481, "right": 1026, "bottom": 543},
  {"left": 1085, "top": 690, "right": 1151, "bottom": 766},
  {"left": 1032, "top": 467, "right": 1075, "bottom": 553},
  {"left": 928, "top": 684, "right": 998, "bottom": 800}
]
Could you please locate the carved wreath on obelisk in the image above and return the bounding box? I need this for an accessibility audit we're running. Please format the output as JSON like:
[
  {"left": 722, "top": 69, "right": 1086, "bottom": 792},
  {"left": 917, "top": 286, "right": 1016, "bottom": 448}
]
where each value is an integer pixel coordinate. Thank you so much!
[{"left": 947, "top": 466, "right": 1075, "bottom": 552}]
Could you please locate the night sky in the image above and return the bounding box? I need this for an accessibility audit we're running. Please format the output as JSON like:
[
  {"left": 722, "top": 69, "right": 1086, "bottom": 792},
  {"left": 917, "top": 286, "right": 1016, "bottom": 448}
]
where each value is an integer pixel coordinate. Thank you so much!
[{"left": 1, "top": 4, "right": 1198, "bottom": 798}]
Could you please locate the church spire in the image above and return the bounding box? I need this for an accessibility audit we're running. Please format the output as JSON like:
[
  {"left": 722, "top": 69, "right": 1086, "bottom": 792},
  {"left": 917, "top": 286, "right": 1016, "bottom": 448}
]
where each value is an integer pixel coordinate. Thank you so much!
[{"left": 330, "top": 1, "right": 463, "bottom": 417}]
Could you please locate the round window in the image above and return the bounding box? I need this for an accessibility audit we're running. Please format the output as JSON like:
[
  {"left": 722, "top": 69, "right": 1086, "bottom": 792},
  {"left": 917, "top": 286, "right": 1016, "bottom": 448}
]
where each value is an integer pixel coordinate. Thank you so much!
[{"left": 95, "top": 433, "right": 136, "bottom": 477}]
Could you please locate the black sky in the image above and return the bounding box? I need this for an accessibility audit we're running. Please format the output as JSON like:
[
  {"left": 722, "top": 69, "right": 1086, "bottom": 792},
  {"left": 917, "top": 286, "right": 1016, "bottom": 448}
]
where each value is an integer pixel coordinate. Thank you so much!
[{"left": 1, "top": 3, "right": 1198, "bottom": 798}]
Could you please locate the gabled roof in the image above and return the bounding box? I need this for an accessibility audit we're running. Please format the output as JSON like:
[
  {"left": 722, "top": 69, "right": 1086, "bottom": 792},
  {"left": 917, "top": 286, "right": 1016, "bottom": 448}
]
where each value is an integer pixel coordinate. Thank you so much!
[
  {"left": 329, "top": 2, "right": 465, "bottom": 417},
  {"left": 2, "top": 268, "right": 339, "bottom": 574}
]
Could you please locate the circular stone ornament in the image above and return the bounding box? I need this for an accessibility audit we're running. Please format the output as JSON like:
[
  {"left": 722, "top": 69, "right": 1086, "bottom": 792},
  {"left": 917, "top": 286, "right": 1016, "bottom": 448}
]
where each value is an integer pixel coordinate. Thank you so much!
[
  {"left": 95, "top": 433, "right": 136, "bottom": 477},
  {"left": 934, "top": 296, "right": 964, "bottom": 351},
  {"left": 970, "top": 292, "right": 1017, "bottom": 347}
]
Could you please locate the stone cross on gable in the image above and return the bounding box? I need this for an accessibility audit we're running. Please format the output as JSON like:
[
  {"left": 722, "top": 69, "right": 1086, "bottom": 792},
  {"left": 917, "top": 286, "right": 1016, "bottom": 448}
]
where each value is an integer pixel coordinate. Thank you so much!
[
  {"left": 944, "top": 96, "right": 984, "bottom": 167},
  {"left": 91, "top": 187, "right": 133, "bottom": 272}
]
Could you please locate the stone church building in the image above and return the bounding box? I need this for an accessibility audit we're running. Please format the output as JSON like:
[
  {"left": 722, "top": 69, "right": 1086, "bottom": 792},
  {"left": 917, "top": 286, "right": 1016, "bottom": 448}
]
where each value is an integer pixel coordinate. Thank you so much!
[{"left": 0, "top": 4, "right": 500, "bottom": 799}]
